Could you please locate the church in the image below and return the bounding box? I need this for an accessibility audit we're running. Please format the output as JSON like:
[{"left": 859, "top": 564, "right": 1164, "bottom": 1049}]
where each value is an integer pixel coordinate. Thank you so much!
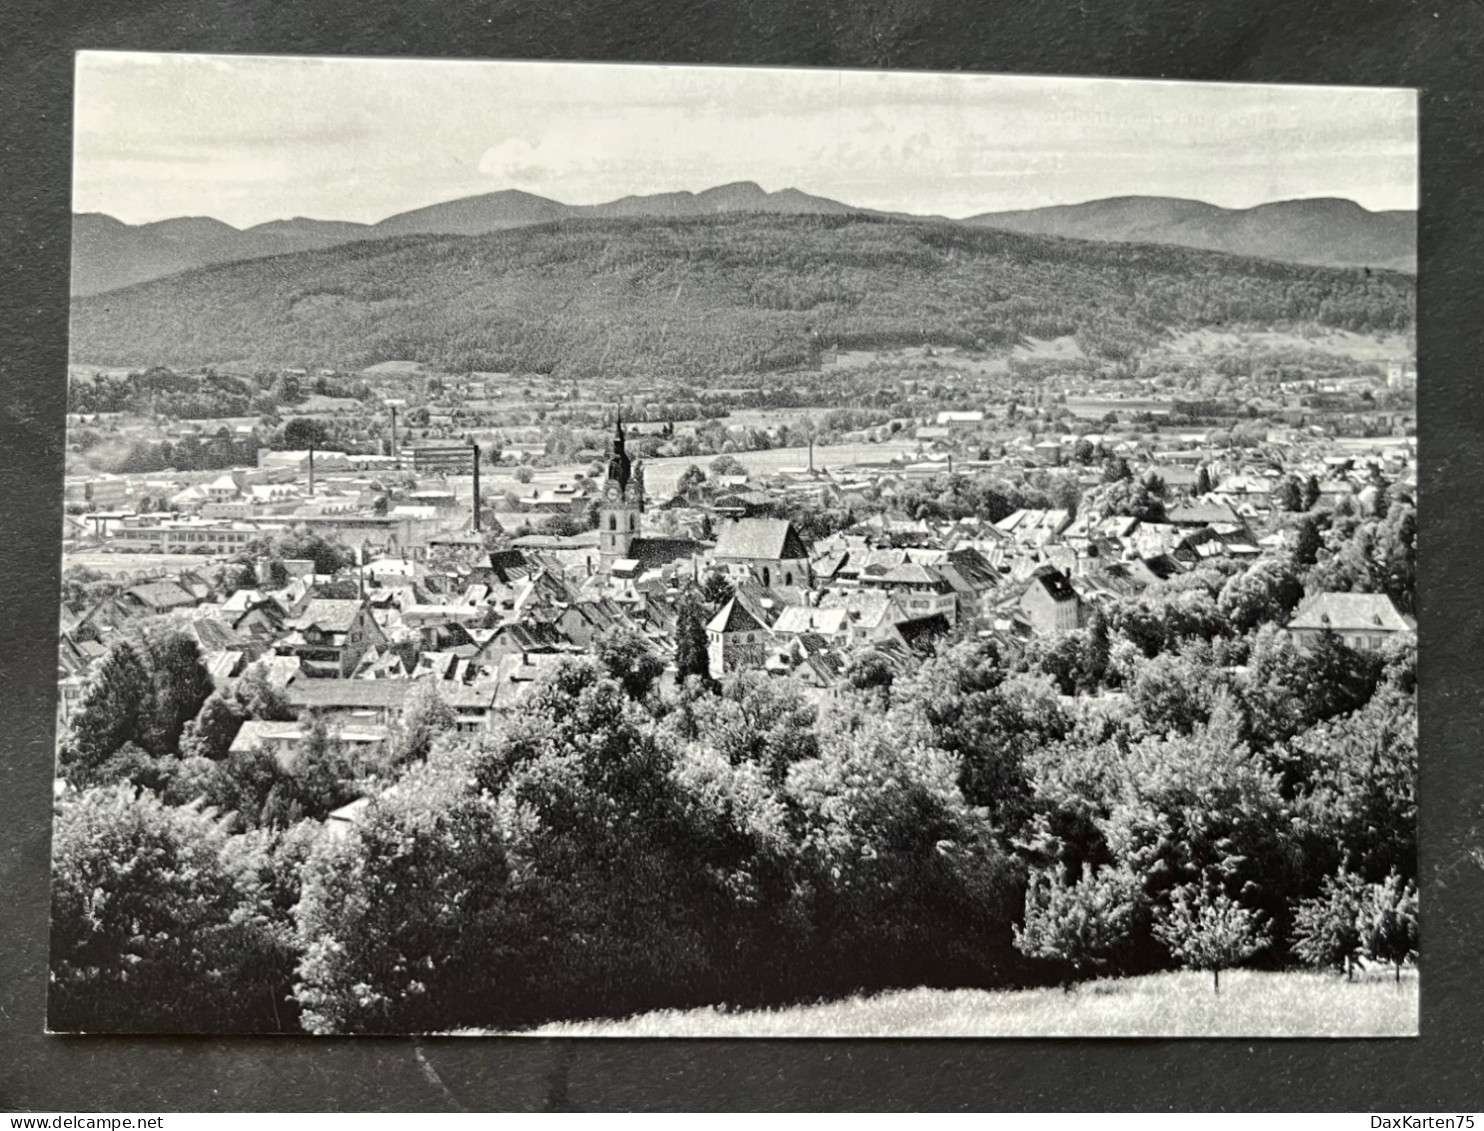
[{"left": 597, "top": 419, "right": 703, "bottom": 574}]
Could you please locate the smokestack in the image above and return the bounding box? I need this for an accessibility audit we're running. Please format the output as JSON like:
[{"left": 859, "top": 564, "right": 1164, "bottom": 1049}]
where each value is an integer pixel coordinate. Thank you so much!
[
  {"left": 471, "top": 441, "right": 482, "bottom": 533},
  {"left": 390, "top": 405, "right": 399, "bottom": 463},
  {"left": 308, "top": 447, "right": 315, "bottom": 497},
  {"left": 808, "top": 437, "right": 815, "bottom": 474}
]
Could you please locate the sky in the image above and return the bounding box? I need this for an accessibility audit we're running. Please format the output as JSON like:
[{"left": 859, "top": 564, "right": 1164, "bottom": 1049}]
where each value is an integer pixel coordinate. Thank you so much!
[{"left": 73, "top": 53, "right": 1418, "bottom": 229}]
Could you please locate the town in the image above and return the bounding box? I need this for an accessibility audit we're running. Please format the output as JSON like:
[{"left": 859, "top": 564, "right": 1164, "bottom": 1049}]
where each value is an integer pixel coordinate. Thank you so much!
[
  {"left": 52, "top": 337, "right": 1419, "bottom": 1034},
  {"left": 59, "top": 346, "right": 1418, "bottom": 752}
]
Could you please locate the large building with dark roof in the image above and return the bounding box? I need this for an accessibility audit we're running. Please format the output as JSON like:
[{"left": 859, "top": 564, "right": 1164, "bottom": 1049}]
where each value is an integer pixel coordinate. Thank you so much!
[{"left": 713, "top": 518, "right": 811, "bottom": 589}]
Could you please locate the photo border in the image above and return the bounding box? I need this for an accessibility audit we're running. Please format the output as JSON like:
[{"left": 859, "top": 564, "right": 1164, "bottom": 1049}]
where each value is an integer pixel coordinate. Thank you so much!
[{"left": 3, "top": 0, "right": 1480, "bottom": 1110}]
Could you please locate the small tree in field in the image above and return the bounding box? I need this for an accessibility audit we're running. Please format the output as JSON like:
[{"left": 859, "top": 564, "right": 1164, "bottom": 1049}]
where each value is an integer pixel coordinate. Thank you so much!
[
  {"left": 1291, "top": 869, "right": 1367, "bottom": 979},
  {"left": 1361, "top": 872, "right": 1418, "bottom": 984},
  {"left": 1154, "top": 880, "right": 1269, "bottom": 994},
  {"left": 1015, "top": 863, "right": 1141, "bottom": 989}
]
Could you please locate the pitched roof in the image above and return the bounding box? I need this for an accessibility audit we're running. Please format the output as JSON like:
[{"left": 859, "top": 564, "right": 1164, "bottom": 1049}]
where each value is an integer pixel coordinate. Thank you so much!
[
  {"left": 1287, "top": 592, "right": 1415, "bottom": 634},
  {"left": 1166, "top": 499, "right": 1242, "bottom": 527},
  {"left": 896, "top": 613, "right": 953, "bottom": 653},
  {"left": 289, "top": 599, "right": 364, "bottom": 634},
  {"left": 126, "top": 580, "right": 199, "bottom": 610},
  {"left": 706, "top": 596, "right": 769, "bottom": 635},
  {"left": 284, "top": 679, "right": 415, "bottom": 711},
  {"left": 713, "top": 518, "right": 809, "bottom": 562},
  {"left": 627, "top": 537, "right": 702, "bottom": 571},
  {"left": 1028, "top": 565, "right": 1079, "bottom": 603},
  {"left": 772, "top": 606, "right": 850, "bottom": 635}
]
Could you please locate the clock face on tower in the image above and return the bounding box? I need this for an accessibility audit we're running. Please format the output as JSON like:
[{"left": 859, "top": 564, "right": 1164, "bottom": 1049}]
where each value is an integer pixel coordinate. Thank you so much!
[{"left": 605, "top": 482, "right": 622, "bottom": 502}]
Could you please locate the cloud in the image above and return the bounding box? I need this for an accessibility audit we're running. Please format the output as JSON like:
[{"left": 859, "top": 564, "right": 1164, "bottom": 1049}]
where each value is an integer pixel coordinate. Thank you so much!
[{"left": 478, "top": 138, "right": 561, "bottom": 184}]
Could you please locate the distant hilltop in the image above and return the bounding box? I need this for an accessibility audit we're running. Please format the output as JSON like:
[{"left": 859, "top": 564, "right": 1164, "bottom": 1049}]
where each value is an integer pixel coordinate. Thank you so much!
[
  {"left": 965, "top": 195, "right": 1415, "bottom": 275},
  {"left": 71, "top": 184, "right": 1414, "bottom": 298}
]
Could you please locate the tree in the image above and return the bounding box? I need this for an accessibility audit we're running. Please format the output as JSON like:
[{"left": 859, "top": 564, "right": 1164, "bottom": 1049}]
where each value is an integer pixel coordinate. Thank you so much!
[
  {"left": 677, "top": 464, "right": 708, "bottom": 500},
  {"left": 179, "top": 692, "right": 247, "bottom": 763},
  {"left": 1292, "top": 870, "right": 1367, "bottom": 979},
  {"left": 1301, "top": 474, "right": 1322, "bottom": 511},
  {"left": 785, "top": 705, "right": 1021, "bottom": 993},
  {"left": 700, "top": 570, "right": 735, "bottom": 609},
  {"left": 50, "top": 786, "right": 291, "bottom": 1032},
  {"left": 513, "top": 465, "right": 535, "bottom": 484},
  {"left": 1293, "top": 515, "right": 1325, "bottom": 568},
  {"left": 1217, "top": 559, "right": 1304, "bottom": 634},
  {"left": 1360, "top": 872, "right": 1418, "bottom": 983},
  {"left": 281, "top": 416, "right": 333, "bottom": 453},
  {"left": 593, "top": 627, "right": 666, "bottom": 702},
  {"left": 1077, "top": 609, "right": 1112, "bottom": 694},
  {"left": 1195, "top": 465, "right": 1213, "bottom": 497},
  {"left": 395, "top": 680, "right": 457, "bottom": 764},
  {"left": 232, "top": 663, "right": 296, "bottom": 722},
  {"left": 895, "top": 644, "right": 1066, "bottom": 837},
  {"left": 709, "top": 454, "right": 745, "bottom": 479},
  {"left": 1015, "top": 863, "right": 1142, "bottom": 988},
  {"left": 689, "top": 671, "right": 819, "bottom": 784},
  {"left": 1153, "top": 879, "right": 1269, "bottom": 993},
  {"left": 1274, "top": 476, "right": 1304, "bottom": 512},
  {"left": 1102, "top": 456, "right": 1132, "bottom": 483},
  {"left": 137, "top": 630, "right": 217, "bottom": 758},
  {"left": 674, "top": 589, "right": 714, "bottom": 691},
  {"left": 62, "top": 640, "right": 152, "bottom": 781}
]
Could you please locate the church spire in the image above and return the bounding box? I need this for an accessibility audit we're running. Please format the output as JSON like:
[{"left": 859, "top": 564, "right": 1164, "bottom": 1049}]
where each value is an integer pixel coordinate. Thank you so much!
[{"left": 607, "top": 413, "right": 631, "bottom": 489}]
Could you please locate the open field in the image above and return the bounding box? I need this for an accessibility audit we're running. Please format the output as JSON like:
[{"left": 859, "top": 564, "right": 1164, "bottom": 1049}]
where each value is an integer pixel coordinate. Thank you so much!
[
  {"left": 63, "top": 550, "right": 226, "bottom": 574},
  {"left": 525, "top": 968, "right": 1418, "bottom": 1038},
  {"left": 1162, "top": 328, "right": 1411, "bottom": 361},
  {"left": 477, "top": 439, "right": 923, "bottom": 499}
]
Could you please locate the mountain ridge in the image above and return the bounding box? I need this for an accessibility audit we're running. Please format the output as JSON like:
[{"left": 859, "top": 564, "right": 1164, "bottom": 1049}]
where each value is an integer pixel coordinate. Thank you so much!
[
  {"left": 964, "top": 195, "right": 1415, "bottom": 273},
  {"left": 68, "top": 211, "right": 1415, "bottom": 380},
  {"left": 71, "top": 187, "right": 1416, "bottom": 298}
]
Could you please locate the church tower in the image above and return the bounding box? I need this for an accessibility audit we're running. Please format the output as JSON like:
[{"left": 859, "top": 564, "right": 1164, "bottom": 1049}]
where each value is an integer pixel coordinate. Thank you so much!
[{"left": 599, "top": 418, "right": 644, "bottom": 564}]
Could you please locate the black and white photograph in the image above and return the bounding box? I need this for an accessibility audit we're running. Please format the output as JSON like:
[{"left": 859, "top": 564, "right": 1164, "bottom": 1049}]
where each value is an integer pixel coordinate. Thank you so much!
[{"left": 51, "top": 54, "right": 1417, "bottom": 1037}]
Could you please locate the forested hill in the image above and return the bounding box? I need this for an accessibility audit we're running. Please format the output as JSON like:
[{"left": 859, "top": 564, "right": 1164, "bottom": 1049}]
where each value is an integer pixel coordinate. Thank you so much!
[
  {"left": 68, "top": 213, "right": 1415, "bottom": 379},
  {"left": 967, "top": 196, "right": 1416, "bottom": 274}
]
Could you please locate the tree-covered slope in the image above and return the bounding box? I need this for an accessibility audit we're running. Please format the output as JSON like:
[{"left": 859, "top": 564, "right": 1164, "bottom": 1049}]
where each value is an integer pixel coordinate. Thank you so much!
[
  {"left": 68, "top": 213, "right": 1414, "bottom": 379},
  {"left": 967, "top": 196, "right": 1416, "bottom": 273}
]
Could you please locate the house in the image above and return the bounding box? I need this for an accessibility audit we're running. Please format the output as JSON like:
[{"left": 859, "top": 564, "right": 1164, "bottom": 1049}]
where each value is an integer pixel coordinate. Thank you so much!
[
  {"left": 936, "top": 410, "right": 986, "bottom": 431},
  {"left": 1018, "top": 565, "right": 1084, "bottom": 635},
  {"left": 995, "top": 509, "right": 1072, "bottom": 547},
  {"left": 123, "top": 580, "right": 200, "bottom": 615},
  {"left": 713, "top": 518, "right": 811, "bottom": 589},
  {"left": 706, "top": 595, "right": 771, "bottom": 678},
  {"left": 771, "top": 605, "right": 851, "bottom": 642},
  {"left": 881, "top": 612, "right": 954, "bottom": 655},
  {"left": 1166, "top": 499, "right": 1243, "bottom": 529},
  {"left": 228, "top": 718, "right": 390, "bottom": 771},
  {"left": 279, "top": 598, "right": 388, "bottom": 678},
  {"left": 1286, "top": 593, "right": 1416, "bottom": 651},
  {"left": 860, "top": 561, "right": 958, "bottom": 625},
  {"left": 282, "top": 678, "right": 415, "bottom": 726}
]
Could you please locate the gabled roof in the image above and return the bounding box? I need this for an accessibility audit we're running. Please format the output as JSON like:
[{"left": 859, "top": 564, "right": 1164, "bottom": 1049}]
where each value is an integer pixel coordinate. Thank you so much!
[
  {"left": 1027, "top": 565, "right": 1078, "bottom": 603},
  {"left": 706, "top": 596, "right": 769, "bottom": 635},
  {"left": 289, "top": 599, "right": 364, "bottom": 635},
  {"left": 126, "top": 580, "right": 199, "bottom": 611},
  {"left": 772, "top": 606, "right": 850, "bottom": 635},
  {"left": 1287, "top": 592, "right": 1415, "bottom": 634},
  {"left": 284, "top": 678, "right": 415, "bottom": 711},
  {"left": 1166, "top": 499, "right": 1242, "bottom": 527},
  {"left": 896, "top": 613, "right": 953, "bottom": 653},
  {"left": 627, "top": 537, "right": 702, "bottom": 571},
  {"left": 875, "top": 562, "right": 946, "bottom": 588},
  {"left": 713, "top": 518, "right": 809, "bottom": 562}
]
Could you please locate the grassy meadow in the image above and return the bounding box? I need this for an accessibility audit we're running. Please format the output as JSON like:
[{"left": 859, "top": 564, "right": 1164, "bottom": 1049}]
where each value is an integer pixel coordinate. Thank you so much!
[{"left": 525, "top": 968, "right": 1418, "bottom": 1038}]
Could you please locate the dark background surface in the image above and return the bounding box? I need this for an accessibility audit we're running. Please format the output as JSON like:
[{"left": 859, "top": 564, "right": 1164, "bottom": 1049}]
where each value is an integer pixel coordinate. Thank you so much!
[{"left": 3, "top": 0, "right": 1482, "bottom": 1112}]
